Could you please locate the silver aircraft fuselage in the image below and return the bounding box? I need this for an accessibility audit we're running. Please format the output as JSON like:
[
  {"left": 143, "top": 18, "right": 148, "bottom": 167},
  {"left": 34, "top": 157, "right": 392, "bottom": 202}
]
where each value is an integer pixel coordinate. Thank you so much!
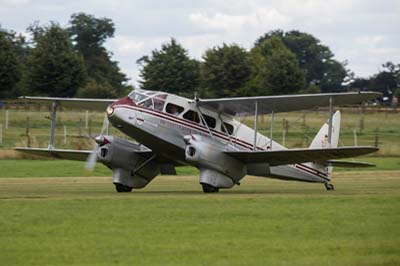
[{"left": 107, "top": 91, "right": 330, "bottom": 184}]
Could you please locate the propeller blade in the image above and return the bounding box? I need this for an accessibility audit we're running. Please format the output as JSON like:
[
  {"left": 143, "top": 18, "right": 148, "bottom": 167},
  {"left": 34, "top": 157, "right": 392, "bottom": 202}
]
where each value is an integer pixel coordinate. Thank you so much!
[
  {"left": 85, "top": 145, "right": 98, "bottom": 172},
  {"left": 84, "top": 114, "right": 110, "bottom": 172}
]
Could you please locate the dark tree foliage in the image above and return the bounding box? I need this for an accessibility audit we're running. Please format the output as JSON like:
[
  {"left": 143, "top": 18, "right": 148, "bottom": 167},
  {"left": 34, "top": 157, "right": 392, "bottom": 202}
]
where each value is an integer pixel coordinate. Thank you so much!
[
  {"left": 137, "top": 38, "right": 199, "bottom": 96},
  {"left": 319, "top": 60, "right": 348, "bottom": 92},
  {"left": 68, "top": 13, "right": 127, "bottom": 97},
  {"left": 25, "top": 23, "right": 86, "bottom": 97},
  {"left": 349, "top": 61, "right": 400, "bottom": 100},
  {"left": 200, "top": 43, "right": 251, "bottom": 97},
  {"left": 255, "top": 30, "right": 346, "bottom": 92},
  {"left": 0, "top": 29, "right": 22, "bottom": 99},
  {"left": 248, "top": 36, "right": 305, "bottom": 96},
  {"left": 76, "top": 79, "right": 118, "bottom": 98}
]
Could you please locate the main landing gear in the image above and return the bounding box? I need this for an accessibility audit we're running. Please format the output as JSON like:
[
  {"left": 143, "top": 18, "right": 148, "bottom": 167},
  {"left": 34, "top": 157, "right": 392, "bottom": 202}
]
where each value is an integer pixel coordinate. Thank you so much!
[
  {"left": 324, "top": 183, "right": 335, "bottom": 191},
  {"left": 114, "top": 183, "right": 133, "bottom": 192},
  {"left": 201, "top": 183, "right": 219, "bottom": 193}
]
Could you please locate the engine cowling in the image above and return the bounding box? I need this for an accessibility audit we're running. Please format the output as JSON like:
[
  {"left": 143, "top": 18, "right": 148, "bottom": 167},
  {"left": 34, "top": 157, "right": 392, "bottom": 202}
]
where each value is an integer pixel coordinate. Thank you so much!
[
  {"left": 96, "top": 136, "right": 159, "bottom": 188},
  {"left": 184, "top": 135, "right": 245, "bottom": 188}
]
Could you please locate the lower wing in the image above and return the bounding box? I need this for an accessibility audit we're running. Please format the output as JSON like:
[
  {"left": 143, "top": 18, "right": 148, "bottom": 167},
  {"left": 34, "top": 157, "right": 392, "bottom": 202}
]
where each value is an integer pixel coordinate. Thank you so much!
[
  {"left": 225, "top": 146, "right": 378, "bottom": 166},
  {"left": 15, "top": 147, "right": 92, "bottom": 161}
]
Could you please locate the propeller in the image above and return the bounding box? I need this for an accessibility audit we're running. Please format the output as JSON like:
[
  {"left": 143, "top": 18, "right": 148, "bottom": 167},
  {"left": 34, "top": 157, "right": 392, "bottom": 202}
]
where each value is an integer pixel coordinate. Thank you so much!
[{"left": 84, "top": 114, "right": 110, "bottom": 172}]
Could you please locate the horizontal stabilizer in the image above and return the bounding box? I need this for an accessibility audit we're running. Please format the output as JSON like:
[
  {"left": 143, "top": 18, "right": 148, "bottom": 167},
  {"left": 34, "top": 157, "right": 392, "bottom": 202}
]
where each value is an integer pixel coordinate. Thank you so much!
[
  {"left": 225, "top": 146, "right": 378, "bottom": 166},
  {"left": 15, "top": 147, "right": 92, "bottom": 161},
  {"left": 325, "top": 160, "right": 376, "bottom": 168}
]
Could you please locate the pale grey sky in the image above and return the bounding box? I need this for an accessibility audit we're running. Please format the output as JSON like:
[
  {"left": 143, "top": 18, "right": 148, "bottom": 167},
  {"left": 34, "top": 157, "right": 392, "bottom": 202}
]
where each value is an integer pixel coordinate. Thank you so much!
[{"left": 1, "top": 0, "right": 399, "bottom": 86}]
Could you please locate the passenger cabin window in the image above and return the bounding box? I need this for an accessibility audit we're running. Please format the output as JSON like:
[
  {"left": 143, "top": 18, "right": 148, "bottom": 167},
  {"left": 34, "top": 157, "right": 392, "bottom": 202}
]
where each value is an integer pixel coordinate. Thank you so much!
[
  {"left": 153, "top": 94, "right": 167, "bottom": 111},
  {"left": 139, "top": 98, "right": 153, "bottom": 108},
  {"left": 203, "top": 114, "right": 216, "bottom": 128},
  {"left": 221, "top": 122, "right": 234, "bottom": 135},
  {"left": 166, "top": 103, "right": 184, "bottom": 116},
  {"left": 183, "top": 110, "right": 200, "bottom": 123}
]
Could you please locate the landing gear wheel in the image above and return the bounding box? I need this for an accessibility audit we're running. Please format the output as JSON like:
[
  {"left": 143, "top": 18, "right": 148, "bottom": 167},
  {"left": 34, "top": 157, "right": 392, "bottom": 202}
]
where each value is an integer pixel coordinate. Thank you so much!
[
  {"left": 324, "top": 183, "right": 334, "bottom": 191},
  {"left": 114, "top": 183, "right": 133, "bottom": 192},
  {"left": 201, "top": 183, "right": 219, "bottom": 193}
]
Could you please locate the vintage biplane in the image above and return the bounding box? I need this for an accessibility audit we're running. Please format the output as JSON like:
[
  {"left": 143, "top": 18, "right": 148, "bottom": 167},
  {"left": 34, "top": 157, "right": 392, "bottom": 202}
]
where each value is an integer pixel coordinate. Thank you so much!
[{"left": 16, "top": 90, "right": 380, "bottom": 193}]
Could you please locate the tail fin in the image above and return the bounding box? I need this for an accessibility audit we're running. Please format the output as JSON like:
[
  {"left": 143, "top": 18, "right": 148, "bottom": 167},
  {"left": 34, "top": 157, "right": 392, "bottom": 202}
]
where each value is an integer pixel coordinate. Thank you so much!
[
  {"left": 307, "top": 111, "right": 341, "bottom": 178},
  {"left": 309, "top": 111, "right": 341, "bottom": 149}
]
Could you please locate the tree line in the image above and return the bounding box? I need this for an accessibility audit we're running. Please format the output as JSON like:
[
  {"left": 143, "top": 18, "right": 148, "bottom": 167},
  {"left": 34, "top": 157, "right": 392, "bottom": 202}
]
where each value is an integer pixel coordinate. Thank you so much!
[
  {"left": 0, "top": 13, "right": 130, "bottom": 100},
  {"left": 1, "top": 13, "right": 399, "bottom": 100}
]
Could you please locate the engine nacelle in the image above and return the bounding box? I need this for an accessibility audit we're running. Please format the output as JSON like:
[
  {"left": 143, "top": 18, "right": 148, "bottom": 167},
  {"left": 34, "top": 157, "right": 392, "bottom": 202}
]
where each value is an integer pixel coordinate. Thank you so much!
[
  {"left": 184, "top": 135, "right": 245, "bottom": 188},
  {"left": 96, "top": 136, "right": 159, "bottom": 188}
]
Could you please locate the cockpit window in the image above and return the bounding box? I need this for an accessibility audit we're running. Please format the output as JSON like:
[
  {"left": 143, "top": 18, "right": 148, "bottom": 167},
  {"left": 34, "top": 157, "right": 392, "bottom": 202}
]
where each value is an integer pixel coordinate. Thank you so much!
[
  {"left": 128, "top": 91, "right": 147, "bottom": 103},
  {"left": 139, "top": 98, "right": 153, "bottom": 108},
  {"left": 153, "top": 98, "right": 165, "bottom": 111}
]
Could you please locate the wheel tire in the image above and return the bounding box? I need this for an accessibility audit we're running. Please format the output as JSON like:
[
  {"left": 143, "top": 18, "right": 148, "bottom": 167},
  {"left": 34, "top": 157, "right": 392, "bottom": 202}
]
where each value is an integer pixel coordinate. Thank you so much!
[
  {"left": 325, "top": 183, "right": 334, "bottom": 191},
  {"left": 114, "top": 183, "right": 133, "bottom": 192},
  {"left": 201, "top": 183, "right": 219, "bottom": 193}
]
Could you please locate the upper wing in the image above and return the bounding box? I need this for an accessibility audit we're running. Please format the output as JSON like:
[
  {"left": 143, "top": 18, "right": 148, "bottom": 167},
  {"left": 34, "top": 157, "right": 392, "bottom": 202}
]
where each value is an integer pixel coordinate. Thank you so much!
[
  {"left": 197, "top": 91, "right": 381, "bottom": 115},
  {"left": 225, "top": 146, "right": 378, "bottom": 166},
  {"left": 18, "top": 96, "right": 116, "bottom": 110}
]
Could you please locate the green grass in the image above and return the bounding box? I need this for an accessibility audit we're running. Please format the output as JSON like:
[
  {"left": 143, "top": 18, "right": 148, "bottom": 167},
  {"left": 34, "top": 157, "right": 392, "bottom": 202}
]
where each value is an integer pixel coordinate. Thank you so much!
[
  {"left": 0, "top": 157, "right": 399, "bottom": 178},
  {"left": 0, "top": 172, "right": 399, "bottom": 265}
]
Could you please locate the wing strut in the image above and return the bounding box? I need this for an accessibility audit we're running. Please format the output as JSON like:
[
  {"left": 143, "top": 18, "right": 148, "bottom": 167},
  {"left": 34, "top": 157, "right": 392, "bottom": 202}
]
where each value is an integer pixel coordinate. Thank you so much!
[
  {"left": 269, "top": 110, "right": 274, "bottom": 150},
  {"left": 48, "top": 101, "right": 58, "bottom": 149},
  {"left": 253, "top": 101, "right": 258, "bottom": 151},
  {"left": 328, "top": 96, "right": 333, "bottom": 147}
]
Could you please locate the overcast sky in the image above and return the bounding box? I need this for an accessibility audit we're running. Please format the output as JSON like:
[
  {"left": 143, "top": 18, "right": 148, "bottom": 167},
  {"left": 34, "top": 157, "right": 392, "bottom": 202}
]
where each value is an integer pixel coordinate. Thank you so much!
[{"left": 1, "top": 0, "right": 399, "bottom": 86}]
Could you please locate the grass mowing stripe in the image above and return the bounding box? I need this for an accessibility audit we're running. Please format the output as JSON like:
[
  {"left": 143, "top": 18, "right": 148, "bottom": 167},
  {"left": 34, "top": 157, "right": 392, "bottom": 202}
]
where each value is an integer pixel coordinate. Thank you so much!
[{"left": 1, "top": 157, "right": 399, "bottom": 178}]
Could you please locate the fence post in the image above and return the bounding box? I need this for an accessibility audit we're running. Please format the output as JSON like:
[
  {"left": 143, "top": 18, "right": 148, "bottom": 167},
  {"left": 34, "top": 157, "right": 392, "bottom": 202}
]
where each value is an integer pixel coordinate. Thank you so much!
[
  {"left": 353, "top": 129, "right": 358, "bottom": 146},
  {"left": 26, "top": 116, "right": 31, "bottom": 148},
  {"left": 0, "top": 123, "right": 3, "bottom": 145},
  {"left": 359, "top": 117, "right": 364, "bottom": 132},
  {"left": 64, "top": 125, "right": 67, "bottom": 145},
  {"left": 374, "top": 128, "right": 379, "bottom": 147},
  {"left": 5, "top": 110, "right": 9, "bottom": 129},
  {"left": 85, "top": 110, "right": 89, "bottom": 129},
  {"left": 88, "top": 118, "right": 92, "bottom": 138}
]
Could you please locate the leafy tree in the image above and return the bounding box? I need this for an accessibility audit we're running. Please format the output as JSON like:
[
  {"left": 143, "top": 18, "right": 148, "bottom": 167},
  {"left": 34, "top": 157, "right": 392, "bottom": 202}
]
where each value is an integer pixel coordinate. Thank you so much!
[
  {"left": 370, "top": 69, "right": 398, "bottom": 99},
  {"left": 319, "top": 60, "right": 348, "bottom": 92},
  {"left": 349, "top": 61, "right": 400, "bottom": 101},
  {"left": 25, "top": 23, "right": 86, "bottom": 97},
  {"left": 200, "top": 43, "right": 251, "bottom": 97},
  {"left": 76, "top": 79, "right": 118, "bottom": 98},
  {"left": 0, "top": 29, "right": 22, "bottom": 99},
  {"left": 68, "top": 13, "right": 127, "bottom": 96},
  {"left": 248, "top": 36, "right": 305, "bottom": 95},
  {"left": 256, "top": 30, "right": 346, "bottom": 92},
  {"left": 137, "top": 38, "right": 199, "bottom": 96},
  {"left": 349, "top": 78, "right": 371, "bottom": 91}
]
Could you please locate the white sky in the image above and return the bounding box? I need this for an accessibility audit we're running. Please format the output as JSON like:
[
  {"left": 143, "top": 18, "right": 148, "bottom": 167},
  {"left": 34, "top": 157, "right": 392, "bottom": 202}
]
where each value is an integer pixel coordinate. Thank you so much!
[{"left": 1, "top": 0, "right": 399, "bottom": 87}]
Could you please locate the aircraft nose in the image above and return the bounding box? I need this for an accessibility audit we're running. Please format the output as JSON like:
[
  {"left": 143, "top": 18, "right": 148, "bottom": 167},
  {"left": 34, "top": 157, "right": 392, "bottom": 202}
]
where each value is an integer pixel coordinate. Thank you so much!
[{"left": 107, "top": 96, "right": 137, "bottom": 117}]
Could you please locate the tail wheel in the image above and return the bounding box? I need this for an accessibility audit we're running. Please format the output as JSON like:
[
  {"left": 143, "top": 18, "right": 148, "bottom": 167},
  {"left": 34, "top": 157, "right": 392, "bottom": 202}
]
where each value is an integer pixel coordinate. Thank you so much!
[
  {"left": 201, "top": 183, "right": 219, "bottom": 193},
  {"left": 114, "top": 183, "right": 133, "bottom": 192},
  {"left": 324, "top": 183, "right": 335, "bottom": 191}
]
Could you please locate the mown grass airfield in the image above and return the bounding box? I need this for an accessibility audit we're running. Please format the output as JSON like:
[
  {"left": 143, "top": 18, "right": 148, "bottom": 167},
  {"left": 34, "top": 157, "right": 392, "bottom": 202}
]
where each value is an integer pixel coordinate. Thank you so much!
[{"left": 0, "top": 168, "right": 399, "bottom": 265}]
